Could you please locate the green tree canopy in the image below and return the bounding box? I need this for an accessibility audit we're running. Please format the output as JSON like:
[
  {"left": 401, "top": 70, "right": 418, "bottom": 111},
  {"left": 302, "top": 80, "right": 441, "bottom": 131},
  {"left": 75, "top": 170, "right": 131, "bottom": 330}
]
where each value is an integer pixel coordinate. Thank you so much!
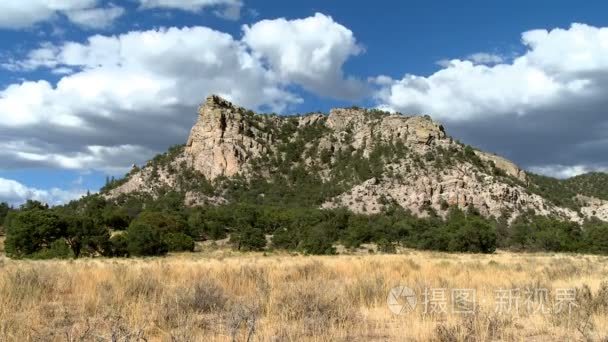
[{"left": 4, "top": 208, "right": 66, "bottom": 257}]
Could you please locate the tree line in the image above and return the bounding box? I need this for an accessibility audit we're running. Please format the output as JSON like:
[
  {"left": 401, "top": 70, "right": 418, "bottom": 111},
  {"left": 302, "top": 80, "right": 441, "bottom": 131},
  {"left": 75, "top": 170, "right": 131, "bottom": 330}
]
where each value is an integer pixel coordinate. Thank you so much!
[{"left": 2, "top": 194, "right": 608, "bottom": 259}]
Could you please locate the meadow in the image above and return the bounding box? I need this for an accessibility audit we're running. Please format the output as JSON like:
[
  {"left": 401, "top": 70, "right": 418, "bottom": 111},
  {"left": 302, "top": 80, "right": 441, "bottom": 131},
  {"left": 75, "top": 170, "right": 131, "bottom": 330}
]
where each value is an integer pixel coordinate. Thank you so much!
[{"left": 1, "top": 240, "right": 607, "bottom": 341}]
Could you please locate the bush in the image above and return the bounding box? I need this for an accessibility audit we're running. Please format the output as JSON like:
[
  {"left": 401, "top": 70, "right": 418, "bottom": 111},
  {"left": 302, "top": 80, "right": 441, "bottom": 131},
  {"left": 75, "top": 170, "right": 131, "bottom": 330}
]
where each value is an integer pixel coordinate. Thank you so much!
[
  {"left": 272, "top": 227, "right": 298, "bottom": 249},
  {"left": 231, "top": 226, "right": 267, "bottom": 251},
  {"left": 64, "top": 215, "right": 110, "bottom": 257},
  {"left": 4, "top": 208, "right": 66, "bottom": 258},
  {"left": 0, "top": 202, "right": 10, "bottom": 232},
  {"left": 274, "top": 280, "right": 355, "bottom": 334},
  {"left": 127, "top": 222, "right": 168, "bottom": 256},
  {"left": 449, "top": 216, "right": 497, "bottom": 253},
  {"left": 583, "top": 220, "right": 608, "bottom": 254},
  {"left": 132, "top": 211, "right": 185, "bottom": 235},
  {"left": 164, "top": 232, "right": 195, "bottom": 252},
  {"left": 191, "top": 279, "right": 228, "bottom": 313},
  {"left": 29, "top": 239, "right": 73, "bottom": 259},
  {"left": 103, "top": 208, "right": 131, "bottom": 230},
  {"left": 377, "top": 239, "right": 396, "bottom": 253},
  {"left": 299, "top": 224, "right": 336, "bottom": 255},
  {"left": 108, "top": 233, "right": 130, "bottom": 257}
]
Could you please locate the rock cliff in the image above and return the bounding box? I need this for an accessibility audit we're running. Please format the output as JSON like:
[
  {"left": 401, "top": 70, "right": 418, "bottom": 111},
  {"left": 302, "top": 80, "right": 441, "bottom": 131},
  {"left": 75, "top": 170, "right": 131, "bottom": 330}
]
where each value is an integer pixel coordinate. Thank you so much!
[
  {"left": 105, "top": 95, "right": 606, "bottom": 223},
  {"left": 185, "top": 95, "right": 271, "bottom": 179}
]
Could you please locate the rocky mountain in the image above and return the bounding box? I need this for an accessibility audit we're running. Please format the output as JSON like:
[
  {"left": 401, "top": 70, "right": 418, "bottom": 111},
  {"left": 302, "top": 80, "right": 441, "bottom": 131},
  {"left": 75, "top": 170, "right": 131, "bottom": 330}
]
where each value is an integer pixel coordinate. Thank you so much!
[{"left": 104, "top": 95, "right": 608, "bottom": 222}]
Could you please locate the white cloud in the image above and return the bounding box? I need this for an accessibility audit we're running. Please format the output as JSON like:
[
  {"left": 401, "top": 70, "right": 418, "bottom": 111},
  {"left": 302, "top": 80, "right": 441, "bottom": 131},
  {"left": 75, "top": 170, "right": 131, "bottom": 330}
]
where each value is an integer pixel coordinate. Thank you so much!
[
  {"left": 137, "top": 0, "right": 243, "bottom": 20},
  {"left": 467, "top": 52, "right": 504, "bottom": 65},
  {"left": 374, "top": 23, "right": 608, "bottom": 121},
  {"left": 243, "top": 13, "right": 367, "bottom": 99},
  {"left": 64, "top": 5, "right": 126, "bottom": 29},
  {"left": 2, "top": 21, "right": 346, "bottom": 174},
  {"left": 14, "top": 145, "right": 155, "bottom": 174},
  {"left": 437, "top": 53, "right": 504, "bottom": 68},
  {"left": 0, "top": 177, "right": 86, "bottom": 206},
  {"left": 529, "top": 165, "right": 607, "bottom": 179},
  {"left": 0, "top": 0, "right": 124, "bottom": 29},
  {"left": 374, "top": 23, "right": 608, "bottom": 175},
  {"left": 4, "top": 26, "right": 301, "bottom": 112}
]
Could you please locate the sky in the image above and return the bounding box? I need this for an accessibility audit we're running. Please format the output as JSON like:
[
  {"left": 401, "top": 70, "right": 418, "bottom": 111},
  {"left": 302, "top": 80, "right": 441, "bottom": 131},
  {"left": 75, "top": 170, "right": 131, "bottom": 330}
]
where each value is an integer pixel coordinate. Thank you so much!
[{"left": 1, "top": 0, "right": 608, "bottom": 206}]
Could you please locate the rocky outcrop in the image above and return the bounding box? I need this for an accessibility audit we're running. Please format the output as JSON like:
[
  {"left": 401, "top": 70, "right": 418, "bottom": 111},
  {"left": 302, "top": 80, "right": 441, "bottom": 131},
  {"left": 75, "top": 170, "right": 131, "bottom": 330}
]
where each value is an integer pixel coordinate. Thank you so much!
[
  {"left": 322, "top": 108, "right": 448, "bottom": 161},
  {"left": 322, "top": 165, "right": 580, "bottom": 222},
  {"left": 578, "top": 195, "right": 608, "bottom": 221},
  {"left": 475, "top": 151, "right": 527, "bottom": 182},
  {"left": 105, "top": 95, "right": 608, "bottom": 223},
  {"left": 185, "top": 95, "right": 270, "bottom": 180}
]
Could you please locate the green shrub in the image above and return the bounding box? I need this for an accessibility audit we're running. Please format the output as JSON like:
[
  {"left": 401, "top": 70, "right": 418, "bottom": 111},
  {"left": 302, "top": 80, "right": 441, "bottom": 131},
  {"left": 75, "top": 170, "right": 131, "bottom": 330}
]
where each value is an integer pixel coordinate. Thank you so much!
[
  {"left": 108, "top": 233, "right": 130, "bottom": 257},
  {"left": 300, "top": 224, "right": 336, "bottom": 255},
  {"left": 103, "top": 208, "right": 131, "bottom": 230},
  {"left": 272, "top": 227, "right": 298, "bottom": 249},
  {"left": 449, "top": 216, "right": 497, "bottom": 253},
  {"left": 64, "top": 215, "right": 110, "bottom": 257},
  {"left": 29, "top": 239, "right": 73, "bottom": 259},
  {"left": 132, "top": 211, "right": 185, "bottom": 235},
  {"left": 126, "top": 222, "right": 168, "bottom": 256},
  {"left": 28, "top": 239, "right": 74, "bottom": 259},
  {"left": 377, "top": 239, "right": 397, "bottom": 254},
  {"left": 4, "top": 208, "right": 66, "bottom": 258},
  {"left": 583, "top": 220, "right": 608, "bottom": 254},
  {"left": 164, "top": 232, "right": 195, "bottom": 252},
  {"left": 231, "top": 226, "right": 266, "bottom": 251}
]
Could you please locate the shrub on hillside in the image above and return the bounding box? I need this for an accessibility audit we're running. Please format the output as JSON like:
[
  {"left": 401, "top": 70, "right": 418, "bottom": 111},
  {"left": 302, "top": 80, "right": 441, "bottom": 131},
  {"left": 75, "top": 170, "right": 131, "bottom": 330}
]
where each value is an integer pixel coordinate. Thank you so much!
[
  {"left": 131, "top": 211, "right": 185, "bottom": 235},
  {"left": 231, "top": 226, "right": 266, "bottom": 251},
  {"left": 583, "top": 219, "right": 608, "bottom": 254},
  {"left": 108, "top": 233, "right": 130, "bottom": 257},
  {"left": 126, "top": 222, "right": 168, "bottom": 256},
  {"left": 164, "top": 232, "right": 195, "bottom": 252},
  {"left": 299, "top": 224, "right": 336, "bottom": 255}
]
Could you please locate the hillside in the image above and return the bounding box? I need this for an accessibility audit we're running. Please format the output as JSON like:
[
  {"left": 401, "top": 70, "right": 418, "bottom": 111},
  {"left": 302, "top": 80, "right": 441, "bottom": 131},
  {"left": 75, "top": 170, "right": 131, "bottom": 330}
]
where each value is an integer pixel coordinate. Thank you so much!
[
  {"left": 103, "top": 95, "right": 608, "bottom": 223},
  {"left": 5, "top": 95, "right": 608, "bottom": 259}
]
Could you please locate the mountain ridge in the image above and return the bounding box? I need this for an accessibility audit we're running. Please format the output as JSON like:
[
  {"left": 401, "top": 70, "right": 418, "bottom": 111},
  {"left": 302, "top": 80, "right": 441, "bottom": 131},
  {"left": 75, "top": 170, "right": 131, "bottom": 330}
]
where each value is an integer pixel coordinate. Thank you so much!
[{"left": 103, "top": 95, "right": 608, "bottom": 223}]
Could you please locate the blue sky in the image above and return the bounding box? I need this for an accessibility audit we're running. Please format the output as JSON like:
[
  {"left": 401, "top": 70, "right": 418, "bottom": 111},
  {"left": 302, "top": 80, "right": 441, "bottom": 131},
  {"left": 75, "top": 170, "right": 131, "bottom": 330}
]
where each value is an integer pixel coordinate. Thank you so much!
[{"left": 1, "top": 0, "right": 608, "bottom": 205}]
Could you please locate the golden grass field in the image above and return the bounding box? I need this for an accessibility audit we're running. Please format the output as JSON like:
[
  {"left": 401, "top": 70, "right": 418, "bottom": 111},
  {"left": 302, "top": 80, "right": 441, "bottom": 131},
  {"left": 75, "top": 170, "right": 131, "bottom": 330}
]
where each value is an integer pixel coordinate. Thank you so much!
[{"left": 1, "top": 239, "right": 607, "bottom": 341}]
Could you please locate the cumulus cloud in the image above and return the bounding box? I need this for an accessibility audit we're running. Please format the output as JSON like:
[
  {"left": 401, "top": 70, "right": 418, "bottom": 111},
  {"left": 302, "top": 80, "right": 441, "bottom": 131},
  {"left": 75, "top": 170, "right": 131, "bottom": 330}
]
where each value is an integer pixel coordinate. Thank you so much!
[
  {"left": 243, "top": 13, "right": 367, "bottom": 99},
  {"left": 64, "top": 5, "right": 126, "bottom": 29},
  {"left": 374, "top": 23, "right": 608, "bottom": 174},
  {"left": 0, "top": 177, "right": 86, "bottom": 206},
  {"left": 467, "top": 52, "right": 504, "bottom": 65},
  {"left": 1, "top": 14, "right": 366, "bottom": 179},
  {"left": 529, "top": 164, "right": 608, "bottom": 179},
  {"left": 0, "top": 0, "right": 125, "bottom": 29},
  {"left": 137, "top": 0, "right": 243, "bottom": 20},
  {"left": 0, "top": 25, "right": 302, "bottom": 173}
]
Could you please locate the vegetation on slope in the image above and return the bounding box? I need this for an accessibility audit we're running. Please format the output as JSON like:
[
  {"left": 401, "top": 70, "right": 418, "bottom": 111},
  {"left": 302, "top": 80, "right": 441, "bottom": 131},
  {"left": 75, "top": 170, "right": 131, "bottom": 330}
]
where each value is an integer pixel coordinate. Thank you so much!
[
  {"left": 527, "top": 172, "right": 608, "bottom": 210},
  {"left": 3, "top": 107, "right": 608, "bottom": 258},
  {"left": 565, "top": 172, "right": 608, "bottom": 200},
  {"left": 3, "top": 192, "right": 608, "bottom": 259}
]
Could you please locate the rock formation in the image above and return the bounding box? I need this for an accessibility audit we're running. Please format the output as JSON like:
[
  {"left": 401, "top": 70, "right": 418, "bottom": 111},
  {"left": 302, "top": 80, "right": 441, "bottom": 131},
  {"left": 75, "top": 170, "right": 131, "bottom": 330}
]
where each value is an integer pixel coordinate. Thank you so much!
[
  {"left": 185, "top": 95, "right": 270, "bottom": 179},
  {"left": 105, "top": 95, "right": 606, "bottom": 223}
]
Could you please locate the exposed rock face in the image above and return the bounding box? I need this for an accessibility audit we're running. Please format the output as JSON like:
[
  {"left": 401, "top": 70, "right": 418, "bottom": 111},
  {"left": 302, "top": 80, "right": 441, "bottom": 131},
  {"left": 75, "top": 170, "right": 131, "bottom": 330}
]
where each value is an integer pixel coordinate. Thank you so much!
[
  {"left": 578, "top": 195, "right": 608, "bottom": 221},
  {"left": 105, "top": 95, "right": 606, "bottom": 223},
  {"left": 185, "top": 95, "right": 270, "bottom": 180},
  {"left": 322, "top": 164, "right": 580, "bottom": 222},
  {"left": 475, "top": 151, "right": 527, "bottom": 182},
  {"left": 106, "top": 155, "right": 186, "bottom": 198},
  {"left": 327, "top": 109, "right": 446, "bottom": 146}
]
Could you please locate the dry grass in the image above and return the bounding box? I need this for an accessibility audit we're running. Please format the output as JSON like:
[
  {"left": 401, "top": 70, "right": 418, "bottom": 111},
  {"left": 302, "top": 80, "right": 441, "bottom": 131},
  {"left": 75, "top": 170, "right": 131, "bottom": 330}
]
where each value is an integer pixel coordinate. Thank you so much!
[{"left": 0, "top": 247, "right": 607, "bottom": 341}]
